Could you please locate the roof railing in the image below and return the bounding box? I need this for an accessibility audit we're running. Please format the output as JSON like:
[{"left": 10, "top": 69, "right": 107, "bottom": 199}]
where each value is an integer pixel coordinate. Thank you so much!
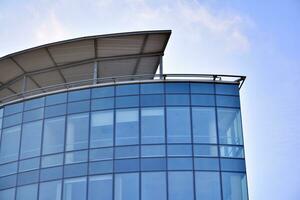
[{"left": 0, "top": 73, "right": 245, "bottom": 106}]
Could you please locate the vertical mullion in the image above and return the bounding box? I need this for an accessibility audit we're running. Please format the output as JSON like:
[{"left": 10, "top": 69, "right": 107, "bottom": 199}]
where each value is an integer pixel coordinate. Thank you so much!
[{"left": 189, "top": 82, "right": 196, "bottom": 200}]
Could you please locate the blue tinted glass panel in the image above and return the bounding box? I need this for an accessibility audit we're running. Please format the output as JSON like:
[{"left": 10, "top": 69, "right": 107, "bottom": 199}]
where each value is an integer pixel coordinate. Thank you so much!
[
  {"left": 168, "top": 144, "right": 192, "bottom": 156},
  {"left": 168, "top": 158, "right": 193, "bottom": 170},
  {"left": 116, "top": 109, "right": 139, "bottom": 145},
  {"left": 45, "top": 104, "right": 66, "bottom": 118},
  {"left": 191, "top": 95, "right": 215, "bottom": 106},
  {"left": 216, "top": 95, "right": 240, "bottom": 107},
  {"left": 222, "top": 172, "right": 248, "bottom": 200},
  {"left": 141, "top": 145, "right": 165, "bottom": 157},
  {"left": 0, "top": 118, "right": 2, "bottom": 129},
  {"left": 115, "top": 146, "right": 139, "bottom": 159},
  {"left": 0, "top": 108, "right": 3, "bottom": 118},
  {"left": 140, "top": 83, "right": 164, "bottom": 94},
  {"left": 142, "top": 172, "right": 166, "bottom": 200},
  {"left": 64, "top": 163, "right": 88, "bottom": 178},
  {"left": 195, "top": 172, "right": 221, "bottom": 200},
  {"left": 216, "top": 84, "right": 239, "bottom": 95},
  {"left": 16, "top": 184, "right": 38, "bottom": 200},
  {"left": 4, "top": 102, "right": 23, "bottom": 116},
  {"left": 24, "top": 97, "right": 44, "bottom": 110},
  {"left": 141, "top": 107, "right": 165, "bottom": 144},
  {"left": 190, "top": 83, "right": 214, "bottom": 94},
  {"left": 90, "top": 110, "right": 113, "bottom": 148},
  {"left": 141, "top": 158, "right": 166, "bottom": 171},
  {"left": 167, "top": 107, "right": 191, "bottom": 143},
  {"left": 194, "top": 145, "right": 218, "bottom": 157},
  {"left": 0, "top": 175, "right": 17, "bottom": 190},
  {"left": 194, "top": 158, "right": 219, "bottom": 170},
  {"left": 192, "top": 107, "right": 217, "bottom": 143},
  {"left": 42, "top": 116, "right": 65, "bottom": 155},
  {"left": 114, "top": 159, "right": 139, "bottom": 173},
  {"left": 39, "top": 180, "right": 62, "bottom": 200},
  {"left": 218, "top": 108, "right": 243, "bottom": 145},
  {"left": 220, "top": 146, "right": 244, "bottom": 158},
  {"left": 0, "top": 188, "right": 15, "bottom": 200},
  {"left": 89, "top": 160, "right": 113, "bottom": 175},
  {"left": 165, "top": 83, "right": 189, "bottom": 93},
  {"left": 23, "top": 108, "right": 44, "bottom": 122},
  {"left": 68, "top": 89, "right": 90, "bottom": 102},
  {"left": 65, "top": 150, "right": 88, "bottom": 164},
  {"left": 166, "top": 95, "right": 190, "bottom": 105},
  {"left": 46, "top": 93, "right": 67, "bottom": 106},
  {"left": 92, "top": 86, "right": 114, "bottom": 98},
  {"left": 19, "top": 158, "right": 39, "bottom": 172},
  {"left": 140, "top": 95, "right": 164, "bottom": 107},
  {"left": 116, "top": 84, "right": 139, "bottom": 96},
  {"left": 0, "top": 162, "right": 17, "bottom": 177},
  {"left": 168, "top": 172, "right": 194, "bottom": 200},
  {"left": 63, "top": 177, "right": 87, "bottom": 200},
  {"left": 89, "top": 175, "right": 112, "bottom": 200},
  {"left": 89, "top": 148, "right": 113, "bottom": 161},
  {"left": 115, "top": 173, "right": 139, "bottom": 200},
  {"left": 221, "top": 159, "right": 246, "bottom": 172},
  {"left": 3, "top": 113, "right": 22, "bottom": 128},
  {"left": 41, "top": 154, "right": 63, "bottom": 168},
  {"left": 0, "top": 126, "right": 21, "bottom": 163},
  {"left": 20, "top": 120, "right": 42, "bottom": 159},
  {"left": 68, "top": 100, "right": 90, "bottom": 114},
  {"left": 116, "top": 96, "right": 139, "bottom": 108},
  {"left": 17, "top": 170, "right": 39, "bottom": 185},
  {"left": 40, "top": 167, "right": 63, "bottom": 182},
  {"left": 66, "top": 113, "right": 89, "bottom": 151},
  {"left": 91, "top": 98, "right": 114, "bottom": 110}
]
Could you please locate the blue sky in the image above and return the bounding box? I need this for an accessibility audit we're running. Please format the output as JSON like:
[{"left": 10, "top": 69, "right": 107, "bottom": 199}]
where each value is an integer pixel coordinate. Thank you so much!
[{"left": 1, "top": 0, "right": 300, "bottom": 199}]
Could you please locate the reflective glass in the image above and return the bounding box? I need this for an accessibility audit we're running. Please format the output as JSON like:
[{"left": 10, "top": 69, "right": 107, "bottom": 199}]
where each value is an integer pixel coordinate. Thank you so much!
[
  {"left": 68, "top": 89, "right": 90, "bottom": 102},
  {"left": 39, "top": 180, "right": 62, "bottom": 200},
  {"left": 23, "top": 108, "right": 44, "bottom": 123},
  {"left": 89, "top": 160, "right": 113, "bottom": 175},
  {"left": 0, "top": 188, "right": 15, "bottom": 200},
  {"left": 168, "top": 172, "right": 194, "bottom": 200},
  {"left": 63, "top": 177, "right": 87, "bottom": 200},
  {"left": 17, "top": 170, "right": 39, "bottom": 185},
  {"left": 194, "top": 158, "right": 219, "bottom": 170},
  {"left": 91, "top": 98, "right": 114, "bottom": 110},
  {"left": 140, "top": 83, "right": 164, "bottom": 94},
  {"left": 0, "top": 162, "right": 17, "bottom": 177},
  {"left": 116, "top": 84, "right": 139, "bottom": 96},
  {"left": 141, "top": 158, "right": 166, "bottom": 171},
  {"left": 41, "top": 154, "right": 63, "bottom": 168},
  {"left": 90, "top": 148, "right": 113, "bottom": 161},
  {"left": 194, "top": 145, "right": 218, "bottom": 157},
  {"left": 67, "top": 100, "right": 90, "bottom": 114},
  {"left": 222, "top": 172, "right": 248, "bottom": 200},
  {"left": 195, "top": 172, "right": 221, "bottom": 200},
  {"left": 114, "top": 159, "right": 139, "bottom": 173},
  {"left": 115, "top": 173, "right": 139, "bottom": 200},
  {"left": 220, "top": 159, "right": 246, "bottom": 172},
  {"left": 167, "top": 107, "right": 191, "bottom": 143},
  {"left": 42, "top": 116, "right": 65, "bottom": 155},
  {"left": 220, "top": 146, "right": 244, "bottom": 158},
  {"left": 66, "top": 113, "right": 89, "bottom": 151},
  {"left": 168, "top": 158, "right": 193, "bottom": 170},
  {"left": 218, "top": 108, "right": 243, "bottom": 145},
  {"left": 116, "top": 109, "right": 139, "bottom": 145},
  {"left": 0, "top": 175, "right": 17, "bottom": 190},
  {"left": 142, "top": 172, "right": 166, "bottom": 200},
  {"left": 16, "top": 184, "right": 38, "bottom": 200},
  {"left": 190, "top": 83, "right": 214, "bottom": 94},
  {"left": 141, "top": 107, "right": 165, "bottom": 144},
  {"left": 0, "top": 126, "right": 21, "bottom": 163},
  {"left": 90, "top": 110, "right": 113, "bottom": 148},
  {"left": 191, "top": 95, "right": 215, "bottom": 106},
  {"left": 216, "top": 95, "right": 240, "bottom": 107},
  {"left": 4, "top": 102, "right": 23, "bottom": 116},
  {"left": 165, "top": 83, "right": 189, "bottom": 93},
  {"left": 46, "top": 93, "right": 67, "bottom": 106},
  {"left": 19, "top": 158, "right": 39, "bottom": 172},
  {"left": 24, "top": 97, "right": 44, "bottom": 110},
  {"left": 168, "top": 144, "right": 192, "bottom": 156},
  {"left": 65, "top": 150, "right": 88, "bottom": 164},
  {"left": 140, "top": 95, "right": 164, "bottom": 107},
  {"left": 216, "top": 84, "right": 239, "bottom": 95},
  {"left": 192, "top": 107, "right": 217, "bottom": 143},
  {"left": 116, "top": 96, "right": 139, "bottom": 108},
  {"left": 166, "top": 95, "right": 190, "bottom": 105},
  {"left": 40, "top": 167, "right": 63, "bottom": 182},
  {"left": 115, "top": 146, "right": 139, "bottom": 159},
  {"left": 20, "top": 120, "right": 42, "bottom": 159},
  {"left": 64, "top": 163, "right": 88, "bottom": 178},
  {"left": 0, "top": 108, "right": 3, "bottom": 118},
  {"left": 45, "top": 104, "right": 66, "bottom": 118},
  {"left": 2, "top": 113, "right": 22, "bottom": 128},
  {"left": 88, "top": 175, "right": 112, "bottom": 200},
  {"left": 141, "top": 145, "right": 165, "bottom": 157},
  {"left": 92, "top": 86, "right": 114, "bottom": 98}
]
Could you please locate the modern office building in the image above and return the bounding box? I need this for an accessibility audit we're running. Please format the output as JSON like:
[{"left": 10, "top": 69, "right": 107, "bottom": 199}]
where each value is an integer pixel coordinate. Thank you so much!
[{"left": 0, "top": 30, "right": 248, "bottom": 200}]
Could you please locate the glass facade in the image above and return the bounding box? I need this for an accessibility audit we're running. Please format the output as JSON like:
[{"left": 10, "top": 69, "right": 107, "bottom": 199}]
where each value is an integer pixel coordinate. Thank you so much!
[{"left": 0, "top": 82, "right": 248, "bottom": 200}]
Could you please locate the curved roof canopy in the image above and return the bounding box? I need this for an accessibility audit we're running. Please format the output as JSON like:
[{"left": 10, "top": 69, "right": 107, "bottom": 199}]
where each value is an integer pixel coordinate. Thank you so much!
[{"left": 0, "top": 30, "right": 171, "bottom": 103}]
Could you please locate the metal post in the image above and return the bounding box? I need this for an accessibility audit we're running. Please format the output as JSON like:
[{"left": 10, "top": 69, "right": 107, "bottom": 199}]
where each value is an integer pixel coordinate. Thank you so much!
[
  {"left": 22, "top": 75, "right": 27, "bottom": 94},
  {"left": 93, "top": 61, "right": 98, "bottom": 84},
  {"left": 159, "top": 56, "right": 163, "bottom": 79}
]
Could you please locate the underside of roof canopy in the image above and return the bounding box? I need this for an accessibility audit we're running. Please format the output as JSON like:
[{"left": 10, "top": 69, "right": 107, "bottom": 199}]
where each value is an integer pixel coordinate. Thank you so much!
[{"left": 0, "top": 30, "right": 171, "bottom": 103}]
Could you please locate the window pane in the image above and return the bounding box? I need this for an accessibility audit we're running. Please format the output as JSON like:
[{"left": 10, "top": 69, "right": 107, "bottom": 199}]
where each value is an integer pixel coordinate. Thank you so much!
[
  {"left": 141, "top": 107, "right": 165, "bottom": 144},
  {"left": 195, "top": 172, "right": 221, "bottom": 200},
  {"left": 16, "top": 184, "right": 38, "bottom": 200},
  {"left": 91, "top": 98, "right": 114, "bottom": 111},
  {"left": 24, "top": 97, "right": 44, "bottom": 110},
  {"left": 114, "top": 159, "right": 139, "bottom": 173},
  {"left": 216, "top": 96, "right": 240, "bottom": 107},
  {"left": 19, "top": 158, "right": 40, "bottom": 172},
  {"left": 68, "top": 89, "right": 90, "bottom": 102},
  {"left": 92, "top": 86, "right": 114, "bottom": 98},
  {"left": 168, "top": 158, "right": 193, "bottom": 170},
  {"left": 140, "top": 83, "right": 164, "bottom": 94},
  {"left": 45, "top": 104, "right": 67, "bottom": 118},
  {"left": 20, "top": 120, "right": 42, "bottom": 159},
  {"left": 165, "top": 83, "right": 189, "bottom": 93},
  {"left": 63, "top": 177, "right": 87, "bottom": 200},
  {"left": 116, "top": 109, "right": 139, "bottom": 145},
  {"left": 66, "top": 113, "right": 89, "bottom": 151},
  {"left": 166, "top": 95, "right": 190, "bottom": 106},
  {"left": 116, "top": 84, "right": 139, "bottom": 96},
  {"left": 90, "top": 110, "right": 113, "bottom": 148},
  {"left": 192, "top": 107, "right": 217, "bottom": 143},
  {"left": 65, "top": 150, "right": 88, "bottom": 164},
  {"left": 141, "top": 145, "right": 165, "bottom": 157},
  {"left": 3, "top": 113, "right": 22, "bottom": 128},
  {"left": 218, "top": 108, "right": 243, "bottom": 145},
  {"left": 116, "top": 96, "right": 139, "bottom": 108},
  {"left": 220, "top": 159, "right": 246, "bottom": 172},
  {"left": 0, "top": 162, "right": 17, "bottom": 177},
  {"left": 89, "top": 160, "right": 113, "bottom": 175},
  {"left": 140, "top": 95, "right": 164, "bottom": 107},
  {"left": 167, "top": 107, "right": 191, "bottom": 143},
  {"left": 194, "top": 158, "right": 219, "bottom": 170},
  {"left": 42, "top": 154, "right": 63, "bottom": 168},
  {"left": 64, "top": 163, "right": 87, "bottom": 178},
  {"left": 0, "top": 188, "right": 15, "bottom": 200},
  {"left": 0, "top": 126, "right": 21, "bottom": 163},
  {"left": 190, "top": 83, "right": 214, "bottom": 94},
  {"left": 39, "top": 180, "right": 62, "bottom": 200},
  {"left": 168, "top": 144, "right": 192, "bottom": 157},
  {"left": 4, "top": 102, "right": 23, "bottom": 116},
  {"left": 68, "top": 100, "right": 90, "bottom": 114},
  {"left": 194, "top": 145, "right": 218, "bottom": 157},
  {"left": 89, "top": 148, "right": 113, "bottom": 161},
  {"left": 115, "top": 146, "right": 139, "bottom": 159},
  {"left": 17, "top": 170, "right": 39, "bottom": 185},
  {"left": 0, "top": 108, "right": 3, "bottom": 118},
  {"left": 191, "top": 95, "right": 215, "bottom": 106},
  {"left": 115, "top": 173, "right": 139, "bottom": 200},
  {"left": 220, "top": 146, "right": 244, "bottom": 158},
  {"left": 23, "top": 108, "right": 44, "bottom": 123},
  {"left": 216, "top": 84, "right": 239, "bottom": 95},
  {"left": 141, "top": 158, "right": 166, "bottom": 171},
  {"left": 168, "top": 172, "right": 194, "bottom": 200},
  {"left": 222, "top": 173, "right": 248, "bottom": 200},
  {"left": 40, "top": 167, "right": 63, "bottom": 182},
  {"left": 42, "top": 117, "right": 65, "bottom": 155},
  {"left": 142, "top": 172, "right": 166, "bottom": 200},
  {"left": 46, "top": 93, "right": 67, "bottom": 106},
  {"left": 89, "top": 175, "right": 112, "bottom": 200}
]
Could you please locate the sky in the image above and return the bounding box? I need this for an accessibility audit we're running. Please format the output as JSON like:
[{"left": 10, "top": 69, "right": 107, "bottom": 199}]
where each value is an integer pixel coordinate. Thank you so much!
[{"left": 1, "top": 0, "right": 300, "bottom": 199}]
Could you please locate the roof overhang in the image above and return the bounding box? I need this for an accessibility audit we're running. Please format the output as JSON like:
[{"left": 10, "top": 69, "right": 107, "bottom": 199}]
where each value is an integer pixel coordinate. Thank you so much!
[{"left": 0, "top": 30, "right": 171, "bottom": 103}]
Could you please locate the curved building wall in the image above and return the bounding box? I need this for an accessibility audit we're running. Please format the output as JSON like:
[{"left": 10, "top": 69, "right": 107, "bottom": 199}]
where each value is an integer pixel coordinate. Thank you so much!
[{"left": 0, "top": 81, "right": 248, "bottom": 200}]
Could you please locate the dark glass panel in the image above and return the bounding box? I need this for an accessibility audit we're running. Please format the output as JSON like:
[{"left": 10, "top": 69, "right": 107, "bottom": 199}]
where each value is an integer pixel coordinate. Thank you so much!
[
  {"left": 91, "top": 98, "right": 114, "bottom": 110},
  {"left": 220, "top": 159, "right": 246, "bottom": 172},
  {"left": 166, "top": 94, "right": 190, "bottom": 106},
  {"left": 165, "top": 83, "right": 189, "bottom": 93},
  {"left": 115, "top": 146, "right": 139, "bottom": 159},
  {"left": 0, "top": 175, "right": 16, "bottom": 190},
  {"left": 40, "top": 167, "right": 63, "bottom": 182},
  {"left": 116, "top": 84, "right": 139, "bottom": 96},
  {"left": 114, "top": 159, "right": 139, "bottom": 173},
  {"left": 140, "top": 83, "right": 164, "bottom": 94},
  {"left": 92, "top": 86, "right": 114, "bottom": 99},
  {"left": 191, "top": 95, "right": 215, "bottom": 106},
  {"left": 64, "top": 163, "right": 88, "bottom": 178},
  {"left": 45, "top": 104, "right": 66, "bottom": 118},
  {"left": 216, "top": 84, "right": 239, "bottom": 95},
  {"left": 140, "top": 94, "right": 164, "bottom": 107},
  {"left": 67, "top": 100, "right": 90, "bottom": 114},
  {"left": 23, "top": 108, "right": 44, "bottom": 123},
  {"left": 46, "top": 93, "right": 67, "bottom": 106},
  {"left": 89, "top": 160, "right": 113, "bottom": 175},
  {"left": 190, "top": 83, "right": 214, "bottom": 94},
  {"left": 116, "top": 96, "right": 139, "bottom": 108},
  {"left": 216, "top": 95, "right": 240, "bottom": 107},
  {"left": 141, "top": 158, "right": 166, "bottom": 171},
  {"left": 68, "top": 89, "right": 90, "bottom": 102},
  {"left": 17, "top": 170, "right": 39, "bottom": 185}
]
